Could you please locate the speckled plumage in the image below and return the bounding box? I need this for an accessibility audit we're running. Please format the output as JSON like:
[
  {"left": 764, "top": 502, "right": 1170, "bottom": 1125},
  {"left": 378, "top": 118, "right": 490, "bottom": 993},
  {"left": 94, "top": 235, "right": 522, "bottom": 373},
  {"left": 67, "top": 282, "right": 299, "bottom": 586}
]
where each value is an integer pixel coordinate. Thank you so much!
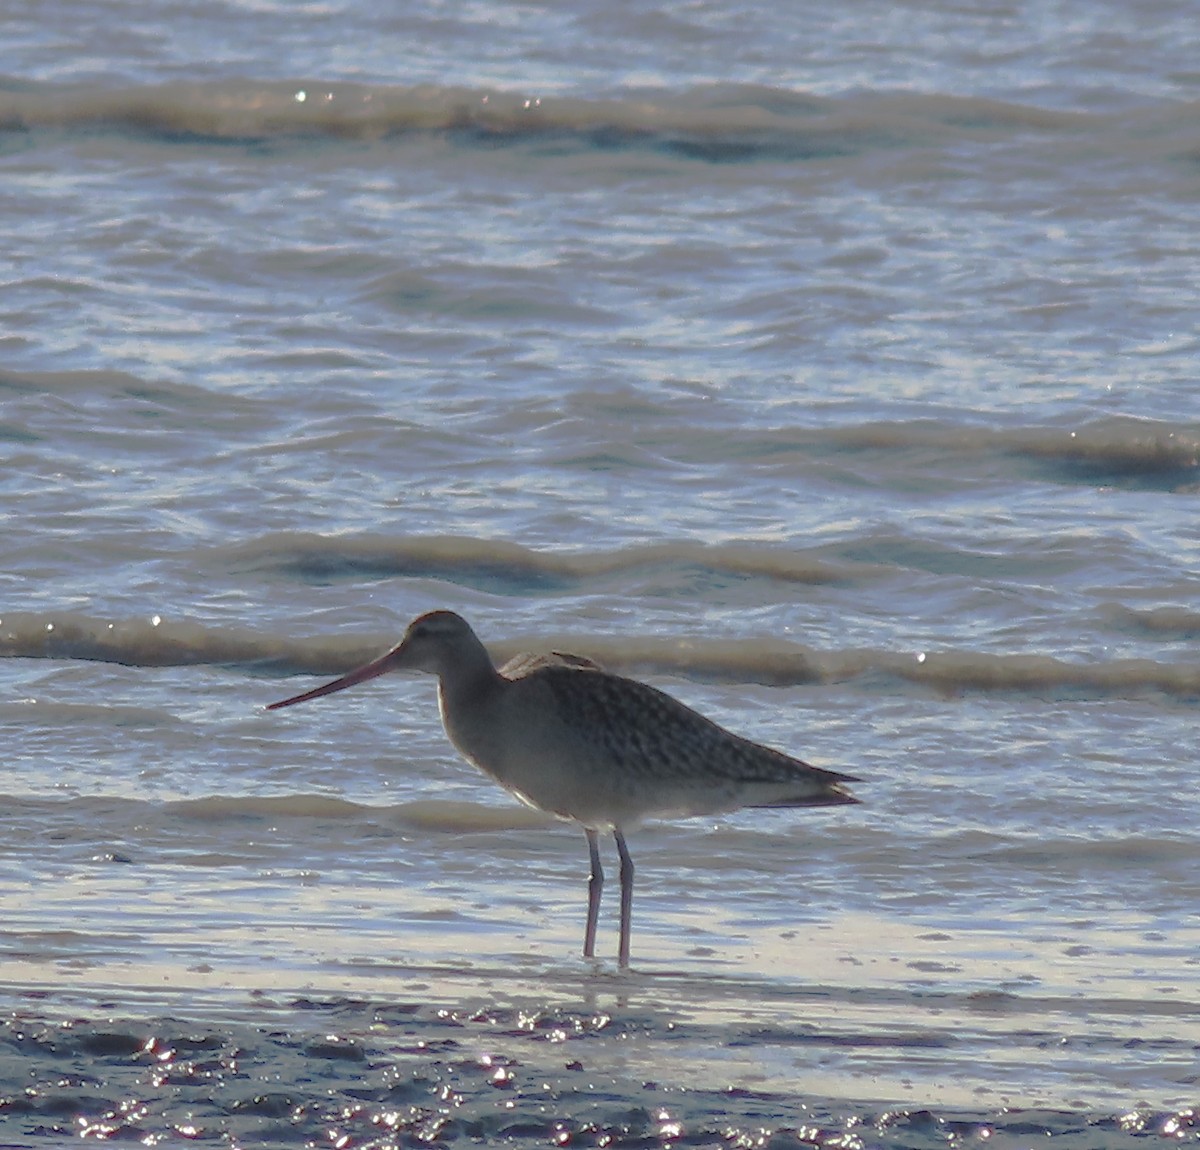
[{"left": 268, "top": 610, "right": 860, "bottom": 967}]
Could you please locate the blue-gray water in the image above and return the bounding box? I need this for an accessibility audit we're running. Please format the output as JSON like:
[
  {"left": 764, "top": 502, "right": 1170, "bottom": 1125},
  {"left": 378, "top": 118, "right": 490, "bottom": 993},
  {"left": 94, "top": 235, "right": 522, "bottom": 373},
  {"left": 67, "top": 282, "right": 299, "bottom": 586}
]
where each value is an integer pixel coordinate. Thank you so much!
[{"left": 1, "top": 0, "right": 1198, "bottom": 1145}]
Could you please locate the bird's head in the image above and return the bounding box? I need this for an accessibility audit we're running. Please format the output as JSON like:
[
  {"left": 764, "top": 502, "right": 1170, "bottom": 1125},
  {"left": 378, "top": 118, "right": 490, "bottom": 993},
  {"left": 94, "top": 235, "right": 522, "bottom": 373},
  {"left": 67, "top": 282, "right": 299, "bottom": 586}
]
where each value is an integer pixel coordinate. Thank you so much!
[{"left": 266, "top": 609, "right": 488, "bottom": 710}]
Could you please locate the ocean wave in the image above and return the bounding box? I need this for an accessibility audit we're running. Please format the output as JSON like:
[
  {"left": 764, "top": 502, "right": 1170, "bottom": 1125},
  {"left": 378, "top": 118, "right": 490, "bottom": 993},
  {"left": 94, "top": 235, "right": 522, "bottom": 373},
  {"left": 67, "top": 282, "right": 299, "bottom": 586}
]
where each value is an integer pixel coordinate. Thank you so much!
[
  {"left": 3, "top": 610, "right": 1198, "bottom": 699},
  {"left": 0, "top": 611, "right": 323, "bottom": 672},
  {"left": 165, "top": 793, "right": 549, "bottom": 832},
  {"left": 3, "top": 791, "right": 553, "bottom": 833},
  {"left": 0, "top": 366, "right": 222, "bottom": 403},
  {"left": 164, "top": 793, "right": 373, "bottom": 820},
  {"left": 5, "top": 366, "right": 1193, "bottom": 492},
  {"left": 532, "top": 413, "right": 1199, "bottom": 491},
  {"left": 1, "top": 79, "right": 1191, "bottom": 162},
  {"left": 206, "top": 533, "right": 853, "bottom": 591},
  {"left": 562, "top": 640, "right": 1200, "bottom": 699},
  {"left": 1103, "top": 604, "right": 1200, "bottom": 639},
  {"left": 1009, "top": 422, "right": 1200, "bottom": 486},
  {"left": 805, "top": 416, "right": 1199, "bottom": 491}
]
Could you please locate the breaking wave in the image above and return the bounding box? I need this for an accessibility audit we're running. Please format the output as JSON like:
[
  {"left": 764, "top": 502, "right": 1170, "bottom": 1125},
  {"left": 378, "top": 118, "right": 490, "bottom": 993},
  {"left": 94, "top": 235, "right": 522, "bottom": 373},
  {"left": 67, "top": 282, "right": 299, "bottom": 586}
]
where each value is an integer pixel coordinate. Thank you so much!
[
  {"left": 3, "top": 609, "right": 1198, "bottom": 699},
  {"left": 2, "top": 80, "right": 1195, "bottom": 166}
]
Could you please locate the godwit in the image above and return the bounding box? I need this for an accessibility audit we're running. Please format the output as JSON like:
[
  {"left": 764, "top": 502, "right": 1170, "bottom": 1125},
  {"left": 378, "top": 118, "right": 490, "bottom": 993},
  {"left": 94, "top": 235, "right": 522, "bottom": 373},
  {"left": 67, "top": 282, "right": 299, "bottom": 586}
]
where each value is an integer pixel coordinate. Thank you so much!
[{"left": 267, "top": 610, "right": 860, "bottom": 967}]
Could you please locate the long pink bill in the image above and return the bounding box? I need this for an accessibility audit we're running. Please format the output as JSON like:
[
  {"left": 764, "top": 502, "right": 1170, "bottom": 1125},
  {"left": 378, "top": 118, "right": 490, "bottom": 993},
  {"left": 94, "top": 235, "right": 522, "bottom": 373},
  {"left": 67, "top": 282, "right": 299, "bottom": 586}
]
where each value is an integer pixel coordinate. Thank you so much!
[{"left": 266, "top": 649, "right": 398, "bottom": 710}]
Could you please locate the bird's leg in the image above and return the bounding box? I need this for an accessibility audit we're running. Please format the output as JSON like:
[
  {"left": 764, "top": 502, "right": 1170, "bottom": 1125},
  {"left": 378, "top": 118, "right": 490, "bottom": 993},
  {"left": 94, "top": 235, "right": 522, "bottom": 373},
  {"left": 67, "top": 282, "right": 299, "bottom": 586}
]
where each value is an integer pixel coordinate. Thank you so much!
[
  {"left": 583, "top": 827, "right": 602, "bottom": 959},
  {"left": 614, "top": 829, "right": 634, "bottom": 968}
]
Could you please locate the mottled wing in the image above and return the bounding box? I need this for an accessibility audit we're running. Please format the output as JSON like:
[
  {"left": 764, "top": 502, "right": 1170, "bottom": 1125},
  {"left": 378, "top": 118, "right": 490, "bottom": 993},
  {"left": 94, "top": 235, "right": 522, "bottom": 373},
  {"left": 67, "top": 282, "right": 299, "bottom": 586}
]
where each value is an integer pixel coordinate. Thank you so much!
[
  {"left": 533, "top": 664, "right": 859, "bottom": 811},
  {"left": 500, "top": 650, "right": 605, "bottom": 678}
]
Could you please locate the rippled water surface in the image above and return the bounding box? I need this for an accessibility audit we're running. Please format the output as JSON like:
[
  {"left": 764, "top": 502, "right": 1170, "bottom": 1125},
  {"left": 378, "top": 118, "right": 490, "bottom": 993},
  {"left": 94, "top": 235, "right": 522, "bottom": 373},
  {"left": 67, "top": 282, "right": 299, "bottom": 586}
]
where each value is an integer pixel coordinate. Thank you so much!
[{"left": 2, "top": 0, "right": 1199, "bottom": 1144}]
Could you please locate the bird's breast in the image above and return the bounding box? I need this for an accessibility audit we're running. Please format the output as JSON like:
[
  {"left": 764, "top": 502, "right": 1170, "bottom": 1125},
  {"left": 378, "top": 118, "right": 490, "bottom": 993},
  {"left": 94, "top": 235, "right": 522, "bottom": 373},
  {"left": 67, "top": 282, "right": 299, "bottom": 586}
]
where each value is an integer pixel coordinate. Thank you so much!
[{"left": 437, "top": 679, "right": 645, "bottom": 826}]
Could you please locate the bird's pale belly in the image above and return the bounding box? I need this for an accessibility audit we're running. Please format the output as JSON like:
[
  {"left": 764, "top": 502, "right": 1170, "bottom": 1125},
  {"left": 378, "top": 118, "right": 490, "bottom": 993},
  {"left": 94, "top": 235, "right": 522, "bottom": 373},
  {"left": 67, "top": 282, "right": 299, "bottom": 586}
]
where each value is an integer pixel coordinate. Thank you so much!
[
  {"left": 459, "top": 739, "right": 734, "bottom": 827},
  {"left": 463, "top": 744, "right": 628, "bottom": 826}
]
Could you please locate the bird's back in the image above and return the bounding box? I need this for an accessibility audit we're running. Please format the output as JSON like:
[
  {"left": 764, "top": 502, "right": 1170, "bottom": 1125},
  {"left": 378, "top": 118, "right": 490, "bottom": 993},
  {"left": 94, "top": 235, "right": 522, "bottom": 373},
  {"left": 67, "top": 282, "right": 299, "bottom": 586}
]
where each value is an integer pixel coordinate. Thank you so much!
[{"left": 499, "top": 650, "right": 606, "bottom": 677}]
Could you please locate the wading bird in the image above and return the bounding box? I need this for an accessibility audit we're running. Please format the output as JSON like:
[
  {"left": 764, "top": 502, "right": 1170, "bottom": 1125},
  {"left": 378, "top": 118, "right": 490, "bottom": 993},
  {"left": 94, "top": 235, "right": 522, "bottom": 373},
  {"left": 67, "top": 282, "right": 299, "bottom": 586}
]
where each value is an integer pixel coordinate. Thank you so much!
[{"left": 268, "top": 610, "right": 860, "bottom": 967}]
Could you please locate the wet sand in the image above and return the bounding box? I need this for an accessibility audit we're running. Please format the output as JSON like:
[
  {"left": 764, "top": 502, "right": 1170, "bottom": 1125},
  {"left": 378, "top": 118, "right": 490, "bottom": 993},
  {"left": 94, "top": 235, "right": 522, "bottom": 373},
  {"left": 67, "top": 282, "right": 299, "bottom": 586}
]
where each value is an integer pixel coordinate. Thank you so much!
[
  {"left": 3, "top": 992, "right": 1196, "bottom": 1148},
  {"left": 2, "top": 935, "right": 1198, "bottom": 1149}
]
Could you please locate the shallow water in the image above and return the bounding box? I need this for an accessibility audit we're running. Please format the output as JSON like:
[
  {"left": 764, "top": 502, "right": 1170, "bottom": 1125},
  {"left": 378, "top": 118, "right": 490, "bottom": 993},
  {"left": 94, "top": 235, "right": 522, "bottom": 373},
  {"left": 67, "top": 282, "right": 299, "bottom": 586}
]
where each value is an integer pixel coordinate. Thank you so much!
[{"left": 3, "top": 0, "right": 1200, "bottom": 1143}]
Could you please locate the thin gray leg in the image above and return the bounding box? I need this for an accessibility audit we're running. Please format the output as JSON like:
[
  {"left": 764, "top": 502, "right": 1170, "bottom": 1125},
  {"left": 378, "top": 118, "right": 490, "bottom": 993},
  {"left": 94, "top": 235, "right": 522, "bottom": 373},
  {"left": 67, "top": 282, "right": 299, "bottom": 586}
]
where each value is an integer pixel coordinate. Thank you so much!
[
  {"left": 614, "top": 828, "right": 634, "bottom": 968},
  {"left": 584, "top": 827, "right": 602, "bottom": 959}
]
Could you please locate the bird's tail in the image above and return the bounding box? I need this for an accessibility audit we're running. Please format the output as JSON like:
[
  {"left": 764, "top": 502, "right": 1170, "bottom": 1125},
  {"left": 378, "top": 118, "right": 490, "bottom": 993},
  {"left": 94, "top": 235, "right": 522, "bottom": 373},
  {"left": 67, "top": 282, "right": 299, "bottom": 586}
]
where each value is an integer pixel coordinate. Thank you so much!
[
  {"left": 752, "top": 767, "right": 862, "bottom": 808},
  {"left": 754, "top": 785, "right": 861, "bottom": 809}
]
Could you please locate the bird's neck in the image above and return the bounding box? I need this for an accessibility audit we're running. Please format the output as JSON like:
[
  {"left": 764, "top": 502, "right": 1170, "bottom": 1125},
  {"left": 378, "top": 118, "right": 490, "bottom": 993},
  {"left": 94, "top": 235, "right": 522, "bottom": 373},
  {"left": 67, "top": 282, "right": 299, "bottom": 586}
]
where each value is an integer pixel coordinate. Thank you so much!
[
  {"left": 435, "top": 649, "right": 505, "bottom": 717},
  {"left": 435, "top": 657, "right": 507, "bottom": 766}
]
